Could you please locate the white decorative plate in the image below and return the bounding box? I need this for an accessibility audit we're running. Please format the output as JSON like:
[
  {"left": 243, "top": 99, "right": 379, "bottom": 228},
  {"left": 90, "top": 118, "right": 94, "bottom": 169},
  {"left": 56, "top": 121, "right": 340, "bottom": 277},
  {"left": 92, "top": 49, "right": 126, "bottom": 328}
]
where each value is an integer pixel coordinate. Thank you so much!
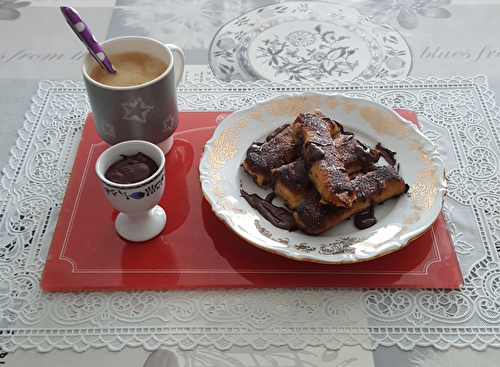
[
  {"left": 209, "top": 2, "right": 411, "bottom": 83},
  {"left": 199, "top": 92, "right": 446, "bottom": 264}
]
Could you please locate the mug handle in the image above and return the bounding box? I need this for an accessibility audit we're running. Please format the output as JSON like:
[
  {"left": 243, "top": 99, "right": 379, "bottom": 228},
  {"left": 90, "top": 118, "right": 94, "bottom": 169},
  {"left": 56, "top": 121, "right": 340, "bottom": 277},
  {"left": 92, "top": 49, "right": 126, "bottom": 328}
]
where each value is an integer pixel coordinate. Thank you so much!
[{"left": 165, "top": 44, "right": 185, "bottom": 87}]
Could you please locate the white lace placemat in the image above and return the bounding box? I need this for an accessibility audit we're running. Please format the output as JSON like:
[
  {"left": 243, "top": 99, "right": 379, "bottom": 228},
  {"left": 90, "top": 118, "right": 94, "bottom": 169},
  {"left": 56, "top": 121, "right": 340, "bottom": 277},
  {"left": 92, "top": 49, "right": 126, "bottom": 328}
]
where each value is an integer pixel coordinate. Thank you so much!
[{"left": 1, "top": 76, "right": 499, "bottom": 352}]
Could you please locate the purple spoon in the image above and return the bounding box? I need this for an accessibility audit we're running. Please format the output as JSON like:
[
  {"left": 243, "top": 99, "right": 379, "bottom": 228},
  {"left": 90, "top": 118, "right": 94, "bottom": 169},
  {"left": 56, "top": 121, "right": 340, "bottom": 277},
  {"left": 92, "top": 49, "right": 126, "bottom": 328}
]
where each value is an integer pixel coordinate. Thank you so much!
[{"left": 60, "top": 6, "right": 115, "bottom": 74}]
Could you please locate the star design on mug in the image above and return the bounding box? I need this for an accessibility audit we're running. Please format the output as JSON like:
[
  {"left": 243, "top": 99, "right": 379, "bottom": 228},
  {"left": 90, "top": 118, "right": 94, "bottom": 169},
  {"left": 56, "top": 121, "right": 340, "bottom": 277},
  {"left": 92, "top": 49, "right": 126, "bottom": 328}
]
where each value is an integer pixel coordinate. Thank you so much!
[
  {"left": 162, "top": 114, "right": 176, "bottom": 135},
  {"left": 122, "top": 97, "right": 153, "bottom": 124},
  {"left": 98, "top": 117, "right": 116, "bottom": 138}
]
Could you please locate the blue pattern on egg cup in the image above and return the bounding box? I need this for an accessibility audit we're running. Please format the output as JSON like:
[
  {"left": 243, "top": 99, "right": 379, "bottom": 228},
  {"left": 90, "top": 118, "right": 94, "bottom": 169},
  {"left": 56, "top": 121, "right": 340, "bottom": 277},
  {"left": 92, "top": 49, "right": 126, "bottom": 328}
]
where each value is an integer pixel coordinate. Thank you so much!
[{"left": 103, "top": 174, "right": 165, "bottom": 201}]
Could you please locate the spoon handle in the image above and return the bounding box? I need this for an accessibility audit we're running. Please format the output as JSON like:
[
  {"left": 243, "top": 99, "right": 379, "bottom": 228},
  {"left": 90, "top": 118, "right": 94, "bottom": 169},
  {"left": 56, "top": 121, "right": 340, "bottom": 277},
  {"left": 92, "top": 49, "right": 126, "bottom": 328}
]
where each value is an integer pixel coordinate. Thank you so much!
[{"left": 60, "top": 6, "right": 115, "bottom": 74}]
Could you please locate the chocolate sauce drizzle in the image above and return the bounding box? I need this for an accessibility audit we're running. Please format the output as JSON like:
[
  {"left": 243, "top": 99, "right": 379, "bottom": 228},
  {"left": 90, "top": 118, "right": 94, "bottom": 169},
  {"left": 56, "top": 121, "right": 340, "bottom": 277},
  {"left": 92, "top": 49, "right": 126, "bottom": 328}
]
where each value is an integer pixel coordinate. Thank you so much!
[
  {"left": 353, "top": 200, "right": 377, "bottom": 229},
  {"left": 275, "top": 157, "right": 310, "bottom": 189},
  {"left": 376, "top": 143, "right": 397, "bottom": 167},
  {"left": 354, "top": 139, "right": 378, "bottom": 173},
  {"left": 240, "top": 189, "right": 298, "bottom": 232},
  {"left": 303, "top": 141, "right": 328, "bottom": 165}
]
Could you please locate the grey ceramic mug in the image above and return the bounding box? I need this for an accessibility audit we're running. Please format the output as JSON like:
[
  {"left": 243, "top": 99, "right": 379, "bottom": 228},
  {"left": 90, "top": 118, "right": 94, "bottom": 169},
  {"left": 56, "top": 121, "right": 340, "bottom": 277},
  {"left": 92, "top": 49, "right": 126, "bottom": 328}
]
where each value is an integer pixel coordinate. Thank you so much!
[{"left": 82, "top": 36, "right": 185, "bottom": 154}]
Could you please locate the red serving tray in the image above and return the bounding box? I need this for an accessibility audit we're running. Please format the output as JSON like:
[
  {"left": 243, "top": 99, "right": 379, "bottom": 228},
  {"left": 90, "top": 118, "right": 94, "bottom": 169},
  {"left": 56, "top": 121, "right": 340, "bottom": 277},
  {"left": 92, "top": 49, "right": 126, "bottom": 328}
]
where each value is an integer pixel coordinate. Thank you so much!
[{"left": 41, "top": 110, "right": 463, "bottom": 290}]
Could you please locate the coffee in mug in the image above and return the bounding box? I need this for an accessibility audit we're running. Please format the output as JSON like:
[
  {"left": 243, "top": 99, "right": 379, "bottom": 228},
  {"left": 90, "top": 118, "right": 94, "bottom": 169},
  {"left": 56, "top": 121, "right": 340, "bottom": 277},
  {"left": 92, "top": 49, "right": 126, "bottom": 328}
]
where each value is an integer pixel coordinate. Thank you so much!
[{"left": 90, "top": 51, "right": 168, "bottom": 87}]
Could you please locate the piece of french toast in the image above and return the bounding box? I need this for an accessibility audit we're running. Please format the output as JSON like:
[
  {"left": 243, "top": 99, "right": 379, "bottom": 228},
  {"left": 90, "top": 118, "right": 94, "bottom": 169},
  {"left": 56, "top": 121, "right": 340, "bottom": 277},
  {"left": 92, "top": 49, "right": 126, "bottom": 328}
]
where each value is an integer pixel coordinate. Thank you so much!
[
  {"left": 293, "top": 165, "right": 407, "bottom": 235},
  {"left": 333, "top": 134, "right": 381, "bottom": 174},
  {"left": 271, "top": 158, "right": 317, "bottom": 209},
  {"left": 242, "top": 124, "right": 298, "bottom": 187},
  {"left": 291, "top": 112, "right": 356, "bottom": 208}
]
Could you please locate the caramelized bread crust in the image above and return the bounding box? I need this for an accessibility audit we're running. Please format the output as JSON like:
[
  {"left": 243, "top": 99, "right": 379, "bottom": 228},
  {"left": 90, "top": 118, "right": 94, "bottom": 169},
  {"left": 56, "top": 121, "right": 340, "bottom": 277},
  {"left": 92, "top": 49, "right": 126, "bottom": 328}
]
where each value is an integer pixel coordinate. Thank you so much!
[
  {"left": 332, "top": 134, "right": 381, "bottom": 174},
  {"left": 294, "top": 166, "right": 407, "bottom": 235},
  {"left": 291, "top": 111, "right": 341, "bottom": 146},
  {"left": 271, "top": 158, "right": 316, "bottom": 209},
  {"left": 292, "top": 112, "right": 355, "bottom": 208},
  {"left": 242, "top": 124, "right": 298, "bottom": 187}
]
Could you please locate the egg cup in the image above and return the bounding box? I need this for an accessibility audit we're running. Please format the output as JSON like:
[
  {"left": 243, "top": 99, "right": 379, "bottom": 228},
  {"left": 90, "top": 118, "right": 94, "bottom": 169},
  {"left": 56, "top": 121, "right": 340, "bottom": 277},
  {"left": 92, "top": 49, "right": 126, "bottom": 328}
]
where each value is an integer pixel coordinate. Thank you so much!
[{"left": 95, "top": 140, "right": 166, "bottom": 242}]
